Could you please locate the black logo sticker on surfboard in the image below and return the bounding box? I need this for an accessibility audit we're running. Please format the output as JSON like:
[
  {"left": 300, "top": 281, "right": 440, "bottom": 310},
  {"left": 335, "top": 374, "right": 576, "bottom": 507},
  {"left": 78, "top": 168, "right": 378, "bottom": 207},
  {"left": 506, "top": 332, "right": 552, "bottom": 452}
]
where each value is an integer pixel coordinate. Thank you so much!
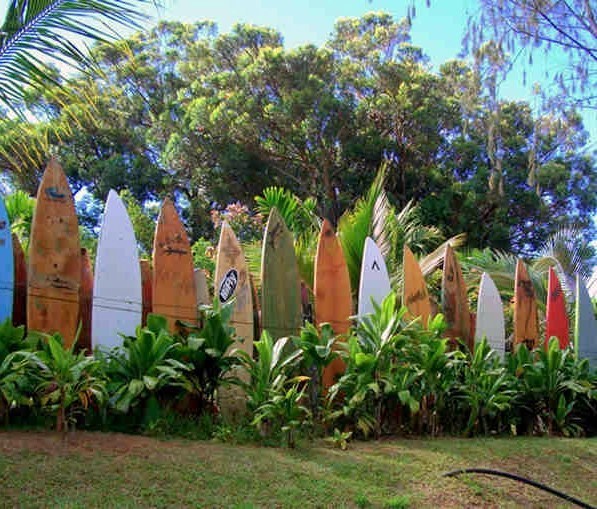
[
  {"left": 219, "top": 269, "right": 238, "bottom": 302},
  {"left": 372, "top": 260, "right": 380, "bottom": 271}
]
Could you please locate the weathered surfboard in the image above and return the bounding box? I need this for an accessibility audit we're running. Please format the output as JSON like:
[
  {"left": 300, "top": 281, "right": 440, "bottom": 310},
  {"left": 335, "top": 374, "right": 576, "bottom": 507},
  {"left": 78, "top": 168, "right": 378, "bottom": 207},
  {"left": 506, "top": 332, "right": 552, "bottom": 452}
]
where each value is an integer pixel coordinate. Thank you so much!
[
  {"left": 442, "top": 244, "right": 472, "bottom": 350},
  {"left": 92, "top": 190, "right": 142, "bottom": 350},
  {"left": 194, "top": 269, "right": 210, "bottom": 308},
  {"left": 358, "top": 237, "right": 391, "bottom": 318},
  {"left": 28, "top": 158, "right": 80, "bottom": 346},
  {"left": 513, "top": 259, "right": 539, "bottom": 349},
  {"left": 0, "top": 197, "right": 13, "bottom": 324},
  {"left": 315, "top": 219, "right": 352, "bottom": 389},
  {"left": 214, "top": 221, "right": 254, "bottom": 418},
  {"left": 260, "top": 207, "right": 301, "bottom": 339},
  {"left": 140, "top": 259, "right": 152, "bottom": 327},
  {"left": 475, "top": 273, "right": 505, "bottom": 359},
  {"left": 545, "top": 267, "right": 569, "bottom": 349},
  {"left": 78, "top": 248, "right": 93, "bottom": 353},
  {"left": 402, "top": 244, "right": 432, "bottom": 327},
  {"left": 575, "top": 274, "right": 597, "bottom": 366},
  {"left": 152, "top": 198, "right": 197, "bottom": 331},
  {"left": 12, "top": 234, "right": 27, "bottom": 327}
]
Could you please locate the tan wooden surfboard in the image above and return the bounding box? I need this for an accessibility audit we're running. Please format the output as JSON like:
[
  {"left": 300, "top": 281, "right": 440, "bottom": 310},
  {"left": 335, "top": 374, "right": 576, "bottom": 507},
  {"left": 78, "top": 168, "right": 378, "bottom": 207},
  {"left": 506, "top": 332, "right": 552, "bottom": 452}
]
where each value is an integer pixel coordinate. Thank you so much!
[
  {"left": 152, "top": 198, "right": 197, "bottom": 332},
  {"left": 402, "top": 244, "right": 431, "bottom": 327},
  {"left": 12, "top": 234, "right": 27, "bottom": 327},
  {"left": 514, "top": 259, "right": 539, "bottom": 349},
  {"left": 194, "top": 269, "right": 210, "bottom": 308},
  {"left": 27, "top": 158, "right": 80, "bottom": 346},
  {"left": 214, "top": 221, "right": 253, "bottom": 418},
  {"left": 315, "top": 219, "right": 352, "bottom": 389},
  {"left": 260, "top": 208, "right": 302, "bottom": 339},
  {"left": 442, "top": 244, "right": 472, "bottom": 350},
  {"left": 140, "top": 259, "right": 152, "bottom": 327},
  {"left": 79, "top": 248, "right": 93, "bottom": 353}
]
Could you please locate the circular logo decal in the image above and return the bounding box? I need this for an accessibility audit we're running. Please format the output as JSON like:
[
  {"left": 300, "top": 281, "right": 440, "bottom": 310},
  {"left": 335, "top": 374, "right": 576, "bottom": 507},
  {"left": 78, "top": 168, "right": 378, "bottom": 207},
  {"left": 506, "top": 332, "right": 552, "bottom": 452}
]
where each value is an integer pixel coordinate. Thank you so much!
[{"left": 219, "top": 269, "right": 238, "bottom": 302}]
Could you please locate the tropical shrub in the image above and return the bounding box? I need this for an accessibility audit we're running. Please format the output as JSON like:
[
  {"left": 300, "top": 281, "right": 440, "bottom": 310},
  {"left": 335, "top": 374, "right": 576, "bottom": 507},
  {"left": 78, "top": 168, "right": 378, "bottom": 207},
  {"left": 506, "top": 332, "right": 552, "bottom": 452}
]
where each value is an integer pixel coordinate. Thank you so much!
[
  {"left": 174, "top": 300, "right": 240, "bottom": 415},
  {"left": 508, "top": 338, "right": 596, "bottom": 436},
  {"left": 29, "top": 332, "right": 107, "bottom": 432},
  {"left": 106, "top": 314, "right": 188, "bottom": 422},
  {"left": 292, "top": 321, "right": 339, "bottom": 419},
  {"left": 456, "top": 339, "right": 517, "bottom": 436}
]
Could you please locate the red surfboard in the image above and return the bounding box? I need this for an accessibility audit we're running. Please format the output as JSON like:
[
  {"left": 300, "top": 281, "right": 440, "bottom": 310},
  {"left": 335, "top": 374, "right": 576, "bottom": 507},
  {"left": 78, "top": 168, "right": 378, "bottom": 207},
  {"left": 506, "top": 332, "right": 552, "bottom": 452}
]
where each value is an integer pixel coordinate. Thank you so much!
[{"left": 545, "top": 267, "right": 569, "bottom": 349}]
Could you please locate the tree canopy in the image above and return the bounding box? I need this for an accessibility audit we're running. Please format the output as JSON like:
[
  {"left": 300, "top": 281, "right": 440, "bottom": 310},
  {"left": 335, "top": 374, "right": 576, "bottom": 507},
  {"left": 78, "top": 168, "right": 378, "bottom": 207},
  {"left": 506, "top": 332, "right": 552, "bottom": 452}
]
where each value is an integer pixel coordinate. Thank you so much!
[{"left": 0, "top": 14, "right": 595, "bottom": 260}]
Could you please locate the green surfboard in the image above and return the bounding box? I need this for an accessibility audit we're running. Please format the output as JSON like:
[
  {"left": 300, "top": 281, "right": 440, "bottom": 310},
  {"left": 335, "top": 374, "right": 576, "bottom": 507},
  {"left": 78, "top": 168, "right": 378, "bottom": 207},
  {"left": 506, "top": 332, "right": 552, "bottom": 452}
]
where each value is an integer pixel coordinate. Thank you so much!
[{"left": 260, "top": 208, "right": 302, "bottom": 339}]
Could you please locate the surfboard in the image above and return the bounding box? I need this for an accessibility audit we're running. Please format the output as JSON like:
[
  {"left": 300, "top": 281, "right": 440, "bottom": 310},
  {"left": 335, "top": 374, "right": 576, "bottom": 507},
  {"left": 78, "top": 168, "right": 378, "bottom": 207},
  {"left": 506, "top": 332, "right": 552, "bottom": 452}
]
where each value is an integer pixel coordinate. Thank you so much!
[
  {"left": 92, "top": 190, "right": 142, "bottom": 350},
  {"left": 442, "top": 244, "right": 472, "bottom": 350},
  {"left": 215, "top": 221, "right": 253, "bottom": 350},
  {"left": 475, "top": 272, "right": 505, "bottom": 359},
  {"left": 0, "top": 197, "right": 13, "bottom": 324},
  {"left": 78, "top": 248, "right": 93, "bottom": 353},
  {"left": 513, "top": 259, "right": 539, "bottom": 350},
  {"left": 574, "top": 274, "right": 597, "bottom": 366},
  {"left": 152, "top": 198, "right": 197, "bottom": 332},
  {"left": 12, "top": 234, "right": 26, "bottom": 327},
  {"left": 194, "top": 269, "right": 210, "bottom": 308},
  {"left": 140, "top": 259, "right": 152, "bottom": 327},
  {"left": 260, "top": 207, "right": 301, "bottom": 339},
  {"left": 545, "top": 267, "right": 569, "bottom": 349},
  {"left": 315, "top": 219, "right": 352, "bottom": 389},
  {"left": 358, "top": 237, "right": 392, "bottom": 318},
  {"left": 214, "top": 221, "right": 254, "bottom": 418},
  {"left": 402, "top": 244, "right": 432, "bottom": 327},
  {"left": 28, "top": 158, "right": 80, "bottom": 346}
]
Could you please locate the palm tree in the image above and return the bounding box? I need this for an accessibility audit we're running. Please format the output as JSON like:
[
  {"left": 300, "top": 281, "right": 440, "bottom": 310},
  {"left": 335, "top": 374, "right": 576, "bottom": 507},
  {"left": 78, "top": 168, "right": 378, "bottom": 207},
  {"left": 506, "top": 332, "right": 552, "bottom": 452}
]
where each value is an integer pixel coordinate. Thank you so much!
[{"left": 0, "top": 0, "right": 158, "bottom": 113}]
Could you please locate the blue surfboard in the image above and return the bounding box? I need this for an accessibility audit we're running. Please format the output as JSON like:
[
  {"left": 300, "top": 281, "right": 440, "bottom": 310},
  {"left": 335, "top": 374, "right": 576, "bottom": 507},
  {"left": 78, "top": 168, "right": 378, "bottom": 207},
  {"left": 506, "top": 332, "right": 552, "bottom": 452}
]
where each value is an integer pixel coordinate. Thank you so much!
[
  {"left": 575, "top": 274, "right": 597, "bottom": 367},
  {"left": 0, "top": 196, "right": 14, "bottom": 323}
]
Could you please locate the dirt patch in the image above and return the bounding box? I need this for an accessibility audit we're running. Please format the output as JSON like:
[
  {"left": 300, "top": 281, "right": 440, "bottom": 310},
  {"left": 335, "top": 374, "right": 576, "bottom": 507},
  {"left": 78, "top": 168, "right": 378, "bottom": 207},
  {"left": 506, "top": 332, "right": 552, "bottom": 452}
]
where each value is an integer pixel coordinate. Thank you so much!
[{"left": 0, "top": 430, "right": 191, "bottom": 457}]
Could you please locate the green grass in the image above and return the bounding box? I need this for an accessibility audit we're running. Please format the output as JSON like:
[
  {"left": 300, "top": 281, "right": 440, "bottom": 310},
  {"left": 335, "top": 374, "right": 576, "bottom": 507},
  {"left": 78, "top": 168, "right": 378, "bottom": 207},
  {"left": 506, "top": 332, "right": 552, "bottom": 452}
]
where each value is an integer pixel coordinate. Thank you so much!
[{"left": 0, "top": 432, "right": 595, "bottom": 508}]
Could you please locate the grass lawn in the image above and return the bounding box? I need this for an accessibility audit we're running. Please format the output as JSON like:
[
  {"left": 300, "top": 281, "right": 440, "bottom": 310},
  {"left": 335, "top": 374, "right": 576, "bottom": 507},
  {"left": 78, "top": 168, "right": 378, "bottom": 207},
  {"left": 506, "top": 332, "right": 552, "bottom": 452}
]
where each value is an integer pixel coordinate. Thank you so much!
[{"left": 0, "top": 431, "right": 595, "bottom": 508}]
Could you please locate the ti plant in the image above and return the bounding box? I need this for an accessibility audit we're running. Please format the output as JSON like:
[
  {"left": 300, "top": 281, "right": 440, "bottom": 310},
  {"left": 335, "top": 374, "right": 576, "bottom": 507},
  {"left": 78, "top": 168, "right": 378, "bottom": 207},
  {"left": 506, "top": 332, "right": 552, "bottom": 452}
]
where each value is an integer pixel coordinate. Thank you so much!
[
  {"left": 175, "top": 300, "right": 241, "bottom": 415},
  {"left": 252, "top": 383, "right": 311, "bottom": 448},
  {"left": 292, "top": 321, "right": 338, "bottom": 419},
  {"left": 29, "top": 332, "right": 106, "bottom": 432},
  {"left": 107, "top": 314, "right": 188, "bottom": 418}
]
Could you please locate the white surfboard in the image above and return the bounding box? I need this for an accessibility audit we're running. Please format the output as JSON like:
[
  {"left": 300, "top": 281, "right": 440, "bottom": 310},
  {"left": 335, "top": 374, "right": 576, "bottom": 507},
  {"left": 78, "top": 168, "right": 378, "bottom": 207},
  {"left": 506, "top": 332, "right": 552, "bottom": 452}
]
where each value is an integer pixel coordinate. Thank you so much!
[
  {"left": 358, "top": 237, "right": 392, "bottom": 318},
  {"left": 575, "top": 274, "right": 597, "bottom": 366},
  {"left": 92, "top": 190, "right": 142, "bottom": 351},
  {"left": 475, "top": 272, "right": 505, "bottom": 359}
]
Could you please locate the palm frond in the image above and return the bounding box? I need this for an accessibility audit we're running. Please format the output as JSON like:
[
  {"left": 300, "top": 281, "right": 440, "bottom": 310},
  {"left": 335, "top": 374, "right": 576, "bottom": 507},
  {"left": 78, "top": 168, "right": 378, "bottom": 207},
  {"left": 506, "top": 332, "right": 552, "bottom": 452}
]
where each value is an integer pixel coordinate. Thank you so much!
[{"left": 0, "top": 0, "right": 156, "bottom": 111}]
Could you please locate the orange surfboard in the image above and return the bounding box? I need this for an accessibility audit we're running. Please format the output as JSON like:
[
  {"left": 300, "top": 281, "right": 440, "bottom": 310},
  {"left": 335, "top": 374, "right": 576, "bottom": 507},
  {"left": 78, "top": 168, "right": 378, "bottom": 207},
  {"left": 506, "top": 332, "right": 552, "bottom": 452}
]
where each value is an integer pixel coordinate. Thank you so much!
[
  {"left": 78, "top": 248, "right": 93, "bottom": 353},
  {"left": 545, "top": 266, "right": 569, "bottom": 349},
  {"left": 402, "top": 245, "right": 432, "bottom": 327},
  {"left": 12, "top": 234, "right": 27, "bottom": 327},
  {"left": 152, "top": 198, "right": 197, "bottom": 332},
  {"left": 314, "top": 219, "right": 352, "bottom": 389},
  {"left": 514, "top": 259, "right": 539, "bottom": 349},
  {"left": 140, "top": 259, "right": 152, "bottom": 327},
  {"left": 27, "top": 158, "right": 80, "bottom": 346},
  {"left": 442, "top": 245, "right": 472, "bottom": 350}
]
